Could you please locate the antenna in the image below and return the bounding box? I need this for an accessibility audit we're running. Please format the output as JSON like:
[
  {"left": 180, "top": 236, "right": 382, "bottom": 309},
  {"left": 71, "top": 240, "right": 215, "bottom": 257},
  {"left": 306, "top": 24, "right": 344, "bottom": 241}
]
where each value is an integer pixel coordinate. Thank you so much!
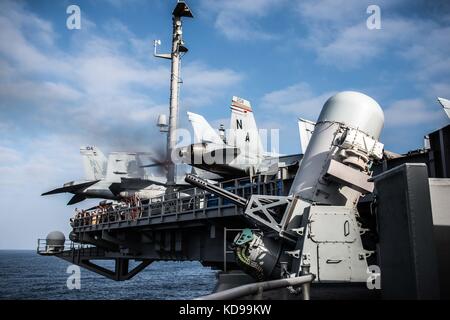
[
  {"left": 153, "top": 40, "right": 171, "bottom": 60},
  {"left": 153, "top": 1, "right": 194, "bottom": 192}
]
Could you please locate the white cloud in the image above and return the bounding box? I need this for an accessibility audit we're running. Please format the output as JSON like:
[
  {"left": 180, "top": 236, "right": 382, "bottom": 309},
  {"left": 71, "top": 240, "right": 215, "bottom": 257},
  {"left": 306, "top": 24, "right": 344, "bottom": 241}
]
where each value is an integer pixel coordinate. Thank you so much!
[
  {"left": 317, "top": 21, "right": 386, "bottom": 67},
  {"left": 0, "top": 0, "right": 244, "bottom": 149},
  {"left": 214, "top": 12, "right": 274, "bottom": 41},
  {"left": 0, "top": 145, "right": 21, "bottom": 164},
  {"left": 399, "top": 25, "right": 450, "bottom": 81},
  {"left": 0, "top": 81, "right": 82, "bottom": 104},
  {"left": 429, "top": 83, "right": 450, "bottom": 99},
  {"left": 200, "top": 0, "right": 284, "bottom": 40},
  {"left": 0, "top": 134, "right": 84, "bottom": 190},
  {"left": 306, "top": 17, "right": 423, "bottom": 69},
  {"left": 292, "top": 0, "right": 450, "bottom": 135},
  {"left": 73, "top": 53, "right": 168, "bottom": 94},
  {"left": 100, "top": 0, "right": 146, "bottom": 8},
  {"left": 296, "top": 0, "right": 409, "bottom": 26},
  {"left": 260, "top": 82, "right": 335, "bottom": 120},
  {"left": 294, "top": 0, "right": 450, "bottom": 79},
  {"left": 182, "top": 62, "right": 243, "bottom": 107},
  {"left": 261, "top": 82, "right": 445, "bottom": 130},
  {"left": 256, "top": 82, "right": 337, "bottom": 155},
  {"left": 0, "top": 134, "right": 87, "bottom": 249},
  {"left": 0, "top": 2, "right": 70, "bottom": 76},
  {"left": 384, "top": 99, "right": 443, "bottom": 127},
  {"left": 296, "top": 0, "right": 369, "bottom": 25}
]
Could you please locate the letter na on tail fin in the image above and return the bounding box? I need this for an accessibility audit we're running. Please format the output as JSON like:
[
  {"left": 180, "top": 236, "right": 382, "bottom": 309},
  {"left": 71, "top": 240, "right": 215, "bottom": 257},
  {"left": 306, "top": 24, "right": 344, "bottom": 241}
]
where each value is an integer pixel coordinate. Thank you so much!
[
  {"left": 228, "top": 96, "right": 264, "bottom": 159},
  {"left": 80, "top": 146, "right": 107, "bottom": 180}
]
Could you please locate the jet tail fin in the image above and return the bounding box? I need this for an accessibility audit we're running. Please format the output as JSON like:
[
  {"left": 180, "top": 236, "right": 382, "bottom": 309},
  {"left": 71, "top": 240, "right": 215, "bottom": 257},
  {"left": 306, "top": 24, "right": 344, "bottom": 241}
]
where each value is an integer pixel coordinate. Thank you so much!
[
  {"left": 228, "top": 96, "right": 264, "bottom": 158},
  {"left": 437, "top": 97, "right": 450, "bottom": 119},
  {"left": 67, "top": 194, "right": 87, "bottom": 205},
  {"left": 187, "top": 112, "right": 225, "bottom": 145},
  {"left": 105, "top": 152, "right": 145, "bottom": 182},
  {"left": 298, "top": 118, "right": 316, "bottom": 154},
  {"left": 80, "top": 146, "right": 107, "bottom": 180}
]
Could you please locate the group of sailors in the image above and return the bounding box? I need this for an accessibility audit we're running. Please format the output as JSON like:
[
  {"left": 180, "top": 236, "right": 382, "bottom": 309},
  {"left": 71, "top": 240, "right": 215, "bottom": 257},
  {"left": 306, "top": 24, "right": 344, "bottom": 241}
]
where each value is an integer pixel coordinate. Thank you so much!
[{"left": 71, "top": 195, "right": 143, "bottom": 227}]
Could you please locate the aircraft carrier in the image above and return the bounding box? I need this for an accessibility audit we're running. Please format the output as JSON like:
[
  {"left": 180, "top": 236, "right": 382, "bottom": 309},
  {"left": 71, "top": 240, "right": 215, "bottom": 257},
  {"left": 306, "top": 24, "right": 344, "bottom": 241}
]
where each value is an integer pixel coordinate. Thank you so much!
[{"left": 37, "top": 1, "right": 450, "bottom": 300}]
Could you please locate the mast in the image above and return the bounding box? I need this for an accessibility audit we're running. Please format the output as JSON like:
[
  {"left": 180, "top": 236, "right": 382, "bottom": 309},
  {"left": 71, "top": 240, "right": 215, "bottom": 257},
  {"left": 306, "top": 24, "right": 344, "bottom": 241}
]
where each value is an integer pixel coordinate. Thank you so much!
[{"left": 154, "top": 1, "right": 193, "bottom": 192}]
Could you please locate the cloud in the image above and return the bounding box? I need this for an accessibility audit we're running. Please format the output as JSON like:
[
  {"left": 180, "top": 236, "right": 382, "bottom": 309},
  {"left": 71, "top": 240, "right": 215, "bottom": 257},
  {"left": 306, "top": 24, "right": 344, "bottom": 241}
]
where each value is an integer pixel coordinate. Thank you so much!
[
  {"left": 260, "top": 82, "right": 444, "bottom": 129},
  {"left": 300, "top": 16, "right": 427, "bottom": 70},
  {"left": 0, "top": 135, "right": 82, "bottom": 189},
  {"left": 314, "top": 19, "right": 412, "bottom": 68},
  {"left": 429, "top": 83, "right": 450, "bottom": 99},
  {"left": 291, "top": 0, "right": 450, "bottom": 141},
  {"left": 296, "top": 0, "right": 370, "bottom": 25},
  {"left": 384, "top": 99, "right": 443, "bottom": 127},
  {"left": 0, "top": 145, "right": 21, "bottom": 165},
  {"left": 0, "top": 134, "right": 87, "bottom": 249},
  {"left": 0, "top": 0, "right": 244, "bottom": 152},
  {"left": 214, "top": 12, "right": 274, "bottom": 41},
  {"left": 399, "top": 24, "right": 450, "bottom": 81},
  {"left": 99, "top": 0, "right": 147, "bottom": 8},
  {"left": 260, "top": 82, "right": 335, "bottom": 120},
  {"left": 0, "top": 80, "right": 82, "bottom": 105},
  {"left": 0, "top": 2, "right": 70, "bottom": 76},
  {"left": 295, "top": 0, "right": 450, "bottom": 78},
  {"left": 200, "top": 0, "right": 284, "bottom": 40},
  {"left": 255, "top": 83, "right": 337, "bottom": 155},
  {"left": 182, "top": 62, "right": 243, "bottom": 107}
]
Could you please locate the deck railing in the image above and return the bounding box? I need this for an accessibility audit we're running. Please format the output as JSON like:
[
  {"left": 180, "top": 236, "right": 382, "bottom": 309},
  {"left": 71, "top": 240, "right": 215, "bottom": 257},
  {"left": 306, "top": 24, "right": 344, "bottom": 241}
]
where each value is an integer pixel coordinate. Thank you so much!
[
  {"left": 70, "top": 175, "right": 284, "bottom": 230},
  {"left": 36, "top": 239, "right": 96, "bottom": 256}
]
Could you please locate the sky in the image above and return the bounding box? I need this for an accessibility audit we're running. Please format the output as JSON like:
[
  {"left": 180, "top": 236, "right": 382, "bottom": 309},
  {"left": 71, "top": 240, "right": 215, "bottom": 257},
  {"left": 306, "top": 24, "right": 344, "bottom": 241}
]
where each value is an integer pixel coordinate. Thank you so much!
[{"left": 0, "top": 0, "right": 449, "bottom": 249}]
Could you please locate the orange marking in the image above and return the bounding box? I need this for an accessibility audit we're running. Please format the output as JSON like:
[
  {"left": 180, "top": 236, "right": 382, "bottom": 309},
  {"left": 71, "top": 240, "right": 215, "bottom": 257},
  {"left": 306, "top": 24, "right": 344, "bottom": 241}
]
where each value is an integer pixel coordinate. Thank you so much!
[{"left": 231, "top": 101, "right": 252, "bottom": 112}]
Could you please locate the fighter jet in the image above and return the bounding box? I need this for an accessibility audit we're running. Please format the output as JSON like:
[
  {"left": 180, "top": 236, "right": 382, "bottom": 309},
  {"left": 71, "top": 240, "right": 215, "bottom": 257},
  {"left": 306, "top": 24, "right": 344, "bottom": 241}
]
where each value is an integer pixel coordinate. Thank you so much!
[
  {"left": 42, "top": 146, "right": 166, "bottom": 205},
  {"left": 176, "top": 96, "right": 300, "bottom": 178}
]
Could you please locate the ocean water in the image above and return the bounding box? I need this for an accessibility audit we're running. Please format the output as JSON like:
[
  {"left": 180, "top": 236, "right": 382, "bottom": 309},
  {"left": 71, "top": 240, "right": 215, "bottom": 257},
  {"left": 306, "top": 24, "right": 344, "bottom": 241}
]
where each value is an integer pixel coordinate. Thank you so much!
[{"left": 0, "top": 250, "right": 217, "bottom": 300}]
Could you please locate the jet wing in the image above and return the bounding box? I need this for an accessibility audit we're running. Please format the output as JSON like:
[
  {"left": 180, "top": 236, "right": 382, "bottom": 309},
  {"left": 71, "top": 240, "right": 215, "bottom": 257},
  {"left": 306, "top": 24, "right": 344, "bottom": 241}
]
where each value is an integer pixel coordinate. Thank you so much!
[
  {"left": 108, "top": 182, "right": 123, "bottom": 196},
  {"left": 107, "top": 179, "right": 154, "bottom": 197},
  {"left": 41, "top": 180, "right": 100, "bottom": 196},
  {"left": 67, "top": 194, "right": 87, "bottom": 205},
  {"left": 120, "top": 178, "right": 156, "bottom": 190}
]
